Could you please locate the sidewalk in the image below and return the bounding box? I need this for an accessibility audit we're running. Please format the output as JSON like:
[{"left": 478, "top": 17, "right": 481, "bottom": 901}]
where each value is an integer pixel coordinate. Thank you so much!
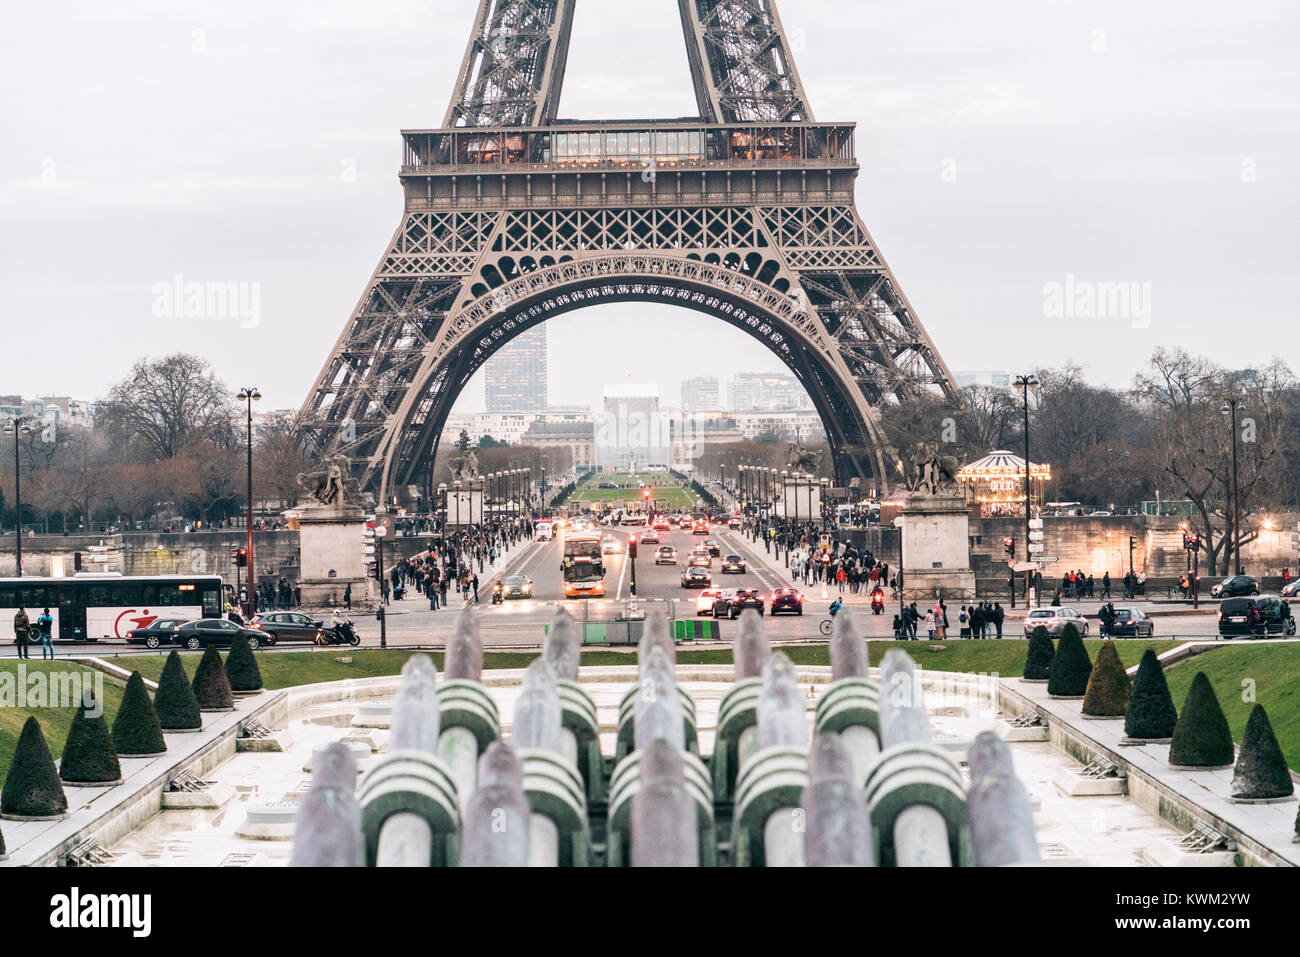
[{"left": 376, "top": 534, "right": 541, "bottom": 616}]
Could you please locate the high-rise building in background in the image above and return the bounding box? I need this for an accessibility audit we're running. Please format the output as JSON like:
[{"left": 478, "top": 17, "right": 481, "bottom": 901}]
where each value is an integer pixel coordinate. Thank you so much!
[
  {"left": 596, "top": 385, "right": 670, "bottom": 471},
  {"left": 726, "top": 372, "right": 812, "bottom": 412},
  {"left": 485, "top": 326, "right": 547, "bottom": 412},
  {"left": 681, "top": 375, "right": 721, "bottom": 411}
]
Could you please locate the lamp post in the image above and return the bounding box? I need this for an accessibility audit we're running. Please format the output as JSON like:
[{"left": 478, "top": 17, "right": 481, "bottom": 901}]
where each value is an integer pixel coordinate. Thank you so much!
[
  {"left": 1220, "top": 397, "right": 1243, "bottom": 576},
  {"left": 1015, "top": 374, "right": 1040, "bottom": 606},
  {"left": 374, "top": 523, "right": 388, "bottom": 648},
  {"left": 437, "top": 483, "right": 447, "bottom": 532},
  {"left": 237, "top": 387, "right": 261, "bottom": 611},
  {"left": 453, "top": 480, "right": 462, "bottom": 529},
  {"left": 820, "top": 477, "right": 830, "bottom": 529},
  {"left": 3, "top": 416, "right": 34, "bottom": 576}
]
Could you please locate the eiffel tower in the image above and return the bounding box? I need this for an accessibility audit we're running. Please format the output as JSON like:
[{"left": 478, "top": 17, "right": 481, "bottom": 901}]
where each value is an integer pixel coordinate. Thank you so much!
[{"left": 298, "top": 0, "right": 961, "bottom": 506}]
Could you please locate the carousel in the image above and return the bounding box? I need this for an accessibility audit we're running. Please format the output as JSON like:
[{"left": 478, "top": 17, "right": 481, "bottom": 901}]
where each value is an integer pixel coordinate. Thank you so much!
[{"left": 955, "top": 450, "right": 1051, "bottom": 518}]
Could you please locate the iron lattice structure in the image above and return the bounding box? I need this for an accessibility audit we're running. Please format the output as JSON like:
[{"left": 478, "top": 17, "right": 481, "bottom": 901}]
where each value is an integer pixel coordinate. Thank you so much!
[{"left": 299, "top": 0, "right": 961, "bottom": 506}]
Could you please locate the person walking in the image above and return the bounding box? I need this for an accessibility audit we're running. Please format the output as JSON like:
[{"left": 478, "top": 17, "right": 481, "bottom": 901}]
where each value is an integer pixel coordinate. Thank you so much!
[
  {"left": 343, "top": 583, "right": 352, "bottom": 612},
  {"left": 37, "top": 607, "right": 54, "bottom": 659},
  {"left": 923, "top": 608, "right": 936, "bottom": 640},
  {"left": 993, "top": 602, "right": 1004, "bottom": 639},
  {"left": 1101, "top": 571, "right": 1111, "bottom": 599},
  {"left": 968, "top": 603, "right": 984, "bottom": 640},
  {"left": 13, "top": 608, "right": 31, "bottom": 660},
  {"left": 471, "top": 573, "right": 480, "bottom": 604}
]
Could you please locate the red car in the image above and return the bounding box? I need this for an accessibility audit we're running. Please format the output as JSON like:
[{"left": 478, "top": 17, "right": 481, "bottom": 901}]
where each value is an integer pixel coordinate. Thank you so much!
[{"left": 770, "top": 587, "right": 805, "bottom": 616}]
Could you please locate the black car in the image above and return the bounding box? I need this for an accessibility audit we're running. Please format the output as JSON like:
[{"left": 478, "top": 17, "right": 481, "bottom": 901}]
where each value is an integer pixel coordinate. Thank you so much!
[
  {"left": 1257, "top": 597, "right": 1297, "bottom": 636},
  {"left": 1221, "top": 596, "right": 1297, "bottom": 637},
  {"left": 248, "top": 612, "right": 329, "bottom": 645},
  {"left": 1211, "top": 575, "right": 1259, "bottom": 598},
  {"left": 680, "top": 566, "right": 712, "bottom": 588},
  {"left": 770, "top": 587, "right": 804, "bottom": 616},
  {"left": 175, "top": 618, "right": 266, "bottom": 651},
  {"left": 1103, "top": 607, "right": 1154, "bottom": 638},
  {"left": 721, "top": 554, "right": 746, "bottom": 574},
  {"left": 125, "top": 617, "right": 192, "bottom": 649},
  {"left": 717, "top": 587, "right": 764, "bottom": 618}
]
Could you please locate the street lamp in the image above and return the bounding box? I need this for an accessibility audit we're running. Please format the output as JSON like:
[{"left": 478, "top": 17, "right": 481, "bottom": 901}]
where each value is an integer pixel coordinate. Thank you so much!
[
  {"left": 1220, "top": 397, "right": 1243, "bottom": 576},
  {"left": 453, "top": 480, "right": 462, "bottom": 529},
  {"left": 237, "top": 387, "right": 261, "bottom": 611},
  {"left": 1015, "top": 374, "right": 1040, "bottom": 605},
  {"left": 374, "top": 522, "right": 388, "bottom": 648},
  {"left": 820, "top": 477, "right": 830, "bottom": 528},
  {"left": 2, "top": 415, "right": 34, "bottom": 576}
]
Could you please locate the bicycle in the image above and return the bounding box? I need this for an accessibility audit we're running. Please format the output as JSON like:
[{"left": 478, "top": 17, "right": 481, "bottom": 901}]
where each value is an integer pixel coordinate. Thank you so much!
[{"left": 818, "top": 618, "right": 833, "bottom": 636}]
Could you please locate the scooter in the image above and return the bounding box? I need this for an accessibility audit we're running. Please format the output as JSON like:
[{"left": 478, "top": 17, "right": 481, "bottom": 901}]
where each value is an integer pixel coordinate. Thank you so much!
[{"left": 316, "top": 616, "right": 361, "bottom": 646}]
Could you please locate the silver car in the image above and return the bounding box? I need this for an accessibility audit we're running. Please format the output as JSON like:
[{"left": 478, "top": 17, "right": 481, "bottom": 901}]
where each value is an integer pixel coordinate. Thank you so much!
[{"left": 1022, "top": 606, "right": 1090, "bottom": 637}]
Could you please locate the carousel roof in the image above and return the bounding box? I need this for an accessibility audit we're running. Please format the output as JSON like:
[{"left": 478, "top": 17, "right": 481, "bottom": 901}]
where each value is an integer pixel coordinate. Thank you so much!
[{"left": 956, "top": 450, "right": 1051, "bottom": 478}]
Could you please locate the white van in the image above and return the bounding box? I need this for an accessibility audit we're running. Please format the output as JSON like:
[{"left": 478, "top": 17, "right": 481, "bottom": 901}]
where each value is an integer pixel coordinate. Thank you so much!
[{"left": 535, "top": 520, "right": 554, "bottom": 541}]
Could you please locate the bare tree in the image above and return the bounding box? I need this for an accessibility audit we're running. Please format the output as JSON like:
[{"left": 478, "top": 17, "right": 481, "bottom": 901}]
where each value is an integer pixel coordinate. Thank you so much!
[{"left": 97, "top": 354, "right": 235, "bottom": 459}]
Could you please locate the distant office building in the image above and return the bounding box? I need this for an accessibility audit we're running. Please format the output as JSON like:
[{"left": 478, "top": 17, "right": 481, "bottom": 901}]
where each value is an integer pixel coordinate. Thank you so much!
[
  {"left": 681, "top": 375, "right": 721, "bottom": 411},
  {"left": 730, "top": 410, "right": 826, "bottom": 443},
  {"left": 597, "top": 386, "right": 670, "bottom": 471},
  {"left": 485, "top": 326, "right": 547, "bottom": 412},
  {"left": 954, "top": 370, "right": 1012, "bottom": 389},
  {"left": 726, "top": 372, "right": 812, "bottom": 412}
]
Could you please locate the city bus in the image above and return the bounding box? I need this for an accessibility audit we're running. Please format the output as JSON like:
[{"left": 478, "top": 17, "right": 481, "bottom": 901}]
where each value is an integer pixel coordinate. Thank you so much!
[
  {"left": 0, "top": 574, "right": 225, "bottom": 642},
  {"left": 562, "top": 532, "right": 606, "bottom": 598}
]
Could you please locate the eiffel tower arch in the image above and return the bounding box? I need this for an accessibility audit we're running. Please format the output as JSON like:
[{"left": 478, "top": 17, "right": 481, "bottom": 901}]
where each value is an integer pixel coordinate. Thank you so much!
[{"left": 298, "top": 0, "right": 962, "bottom": 507}]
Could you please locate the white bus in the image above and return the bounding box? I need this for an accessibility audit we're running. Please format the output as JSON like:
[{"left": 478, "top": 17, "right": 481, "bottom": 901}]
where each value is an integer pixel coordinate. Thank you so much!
[{"left": 0, "top": 574, "right": 225, "bottom": 642}]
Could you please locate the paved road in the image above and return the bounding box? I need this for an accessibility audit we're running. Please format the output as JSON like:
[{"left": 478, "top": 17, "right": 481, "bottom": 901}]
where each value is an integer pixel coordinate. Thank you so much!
[{"left": 0, "top": 520, "right": 1250, "bottom": 659}]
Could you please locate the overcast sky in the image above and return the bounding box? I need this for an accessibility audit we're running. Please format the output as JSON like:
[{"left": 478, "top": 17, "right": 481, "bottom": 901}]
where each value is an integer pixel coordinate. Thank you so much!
[{"left": 2, "top": 0, "right": 1296, "bottom": 414}]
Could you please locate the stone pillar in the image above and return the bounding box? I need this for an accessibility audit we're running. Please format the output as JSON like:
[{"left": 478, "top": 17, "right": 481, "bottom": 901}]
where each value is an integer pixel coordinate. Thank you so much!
[{"left": 294, "top": 503, "right": 367, "bottom": 607}]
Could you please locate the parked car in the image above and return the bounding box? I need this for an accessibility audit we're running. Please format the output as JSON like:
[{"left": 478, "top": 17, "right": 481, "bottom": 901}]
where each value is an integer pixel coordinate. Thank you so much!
[
  {"left": 1103, "top": 607, "right": 1154, "bottom": 638},
  {"left": 125, "top": 617, "right": 193, "bottom": 649},
  {"left": 696, "top": 588, "right": 724, "bottom": 615},
  {"left": 715, "top": 587, "right": 765, "bottom": 618},
  {"left": 720, "top": 554, "right": 746, "bottom": 574},
  {"left": 681, "top": 566, "right": 712, "bottom": 588},
  {"left": 769, "top": 587, "right": 805, "bottom": 616},
  {"left": 1211, "top": 575, "right": 1259, "bottom": 598},
  {"left": 175, "top": 618, "right": 265, "bottom": 651},
  {"left": 655, "top": 545, "right": 678, "bottom": 565},
  {"left": 1022, "top": 607, "right": 1089, "bottom": 637},
  {"left": 248, "top": 612, "right": 331, "bottom": 645}
]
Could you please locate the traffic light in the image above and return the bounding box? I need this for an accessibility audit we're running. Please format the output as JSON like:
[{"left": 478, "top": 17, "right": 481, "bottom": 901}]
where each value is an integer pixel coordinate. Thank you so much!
[
  {"left": 628, "top": 535, "right": 638, "bottom": 559},
  {"left": 1003, "top": 536, "right": 1016, "bottom": 557},
  {"left": 73, "top": 552, "right": 82, "bottom": 572},
  {"left": 232, "top": 548, "right": 248, "bottom": 567}
]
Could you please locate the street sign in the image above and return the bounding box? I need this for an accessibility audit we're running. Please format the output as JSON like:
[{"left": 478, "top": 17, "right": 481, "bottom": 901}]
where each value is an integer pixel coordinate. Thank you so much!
[
  {"left": 1028, "top": 530, "right": 1044, "bottom": 541},
  {"left": 1012, "top": 561, "right": 1038, "bottom": 573},
  {"left": 1028, "top": 518, "right": 1043, "bottom": 529},
  {"left": 1028, "top": 543, "right": 1044, "bottom": 553}
]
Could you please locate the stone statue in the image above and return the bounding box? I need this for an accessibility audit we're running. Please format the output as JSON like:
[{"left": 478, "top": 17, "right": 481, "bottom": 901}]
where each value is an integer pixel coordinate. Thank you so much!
[
  {"left": 447, "top": 449, "right": 480, "bottom": 484},
  {"left": 910, "top": 442, "right": 960, "bottom": 496},
  {"left": 297, "top": 458, "right": 349, "bottom": 507},
  {"left": 785, "top": 443, "right": 822, "bottom": 475}
]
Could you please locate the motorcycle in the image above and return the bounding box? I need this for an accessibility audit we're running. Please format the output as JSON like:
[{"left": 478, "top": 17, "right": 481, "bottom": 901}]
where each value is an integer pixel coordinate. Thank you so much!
[
  {"left": 491, "top": 583, "right": 504, "bottom": 606},
  {"left": 870, "top": 589, "right": 885, "bottom": 615},
  {"left": 316, "top": 616, "right": 361, "bottom": 646}
]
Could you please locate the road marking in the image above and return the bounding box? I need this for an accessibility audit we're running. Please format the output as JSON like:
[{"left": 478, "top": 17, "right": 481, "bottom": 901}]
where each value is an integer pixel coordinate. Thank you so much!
[
  {"left": 716, "top": 528, "right": 783, "bottom": 591},
  {"left": 613, "top": 550, "right": 628, "bottom": 599}
]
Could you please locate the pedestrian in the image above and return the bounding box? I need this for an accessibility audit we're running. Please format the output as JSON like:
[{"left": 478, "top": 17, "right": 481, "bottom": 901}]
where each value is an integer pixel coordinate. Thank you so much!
[
  {"left": 993, "top": 602, "right": 1004, "bottom": 639},
  {"left": 13, "top": 608, "right": 31, "bottom": 659},
  {"left": 969, "top": 603, "right": 984, "bottom": 640},
  {"left": 472, "top": 573, "right": 480, "bottom": 603},
  {"left": 924, "top": 608, "right": 936, "bottom": 640},
  {"left": 37, "top": 607, "right": 54, "bottom": 659},
  {"left": 1101, "top": 571, "right": 1111, "bottom": 599},
  {"left": 293, "top": 585, "right": 302, "bottom": 608},
  {"left": 343, "top": 583, "right": 352, "bottom": 611},
  {"left": 892, "top": 614, "right": 904, "bottom": 640},
  {"left": 958, "top": 606, "right": 970, "bottom": 639}
]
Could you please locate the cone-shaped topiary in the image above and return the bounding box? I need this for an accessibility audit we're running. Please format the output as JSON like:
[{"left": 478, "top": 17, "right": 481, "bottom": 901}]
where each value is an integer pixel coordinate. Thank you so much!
[
  {"left": 1082, "top": 640, "right": 1132, "bottom": 716},
  {"left": 1, "top": 717, "right": 67, "bottom": 818},
  {"left": 112, "top": 672, "right": 167, "bottom": 756},
  {"left": 1023, "top": 627, "right": 1054, "bottom": 680},
  {"left": 1124, "top": 649, "right": 1177, "bottom": 740},
  {"left": 59, "top": 693, "right": 122, "bottom": 785},
  {"left": 0, "top": 818, "right": 6, "bottom": 858},
  {"left": 224, "top": 631, "right": 263, "bottom": 692},
  {"left": 1169, "top": 672, "right": 1235, "bottom": 767},
  {"left": 1047, "top": 624, "right": 1091, "bottom": 696},
  {"left": 154, "top": 651, "right": 202, "bottom": 730},
  {"left": 192, "top": 645, "right": 234, "bottom": 711},
  {"left": 1231, "top": 704, "right": 1293, "bottom": 800}
]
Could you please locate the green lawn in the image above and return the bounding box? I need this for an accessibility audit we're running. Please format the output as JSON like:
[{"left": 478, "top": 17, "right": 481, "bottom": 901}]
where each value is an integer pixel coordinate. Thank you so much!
[
  {"left": 567, "top": 472, "right": 699, "bottom": 510},
  {"left": 0, "top": 661, "right": 127, "bottom": 775},
  {"left": 1164, "top": 643, "right": 1300, "bottom": 770}
]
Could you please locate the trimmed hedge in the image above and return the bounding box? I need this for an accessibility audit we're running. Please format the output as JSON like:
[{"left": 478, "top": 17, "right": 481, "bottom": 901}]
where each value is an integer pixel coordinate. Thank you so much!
[
  {"left": 192, "top": 646, "right": 234, "bottom": 710},
  {"left": 1, "top": 717, "right": 68, "bottom": 817},
  {"left": 1023, "top": 627, "right": 1054, "bottom": 680},
  {"left": 1231, "top": 704, "right": 1293, "bottom": 800},
  {"left": 1124, "top": 649, "right": 1177, "bottom": 740},
  {"left": 112, "top": 672, "right": 167, "bottom": 756},
  {"left": 0, "top": 818, "right": 5, "bottom": 858},
  {"left": 1168, "top": 672, "right": 1235, "bottom": 767},
  {"left": 154, "top": 651, "right": 202, "bottom": 731},
  {"left": 224, "top": 631, "right": 263, "bottom": 692},
  {"left": 59, "top": 694, "right": 122, "bottom": 784},
  {"left": 1047, "top": 624, "right": 1091, "bottom": 696},
  {"left": 1082, "top": 640, "right": 1132, "bottom": 716}
]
